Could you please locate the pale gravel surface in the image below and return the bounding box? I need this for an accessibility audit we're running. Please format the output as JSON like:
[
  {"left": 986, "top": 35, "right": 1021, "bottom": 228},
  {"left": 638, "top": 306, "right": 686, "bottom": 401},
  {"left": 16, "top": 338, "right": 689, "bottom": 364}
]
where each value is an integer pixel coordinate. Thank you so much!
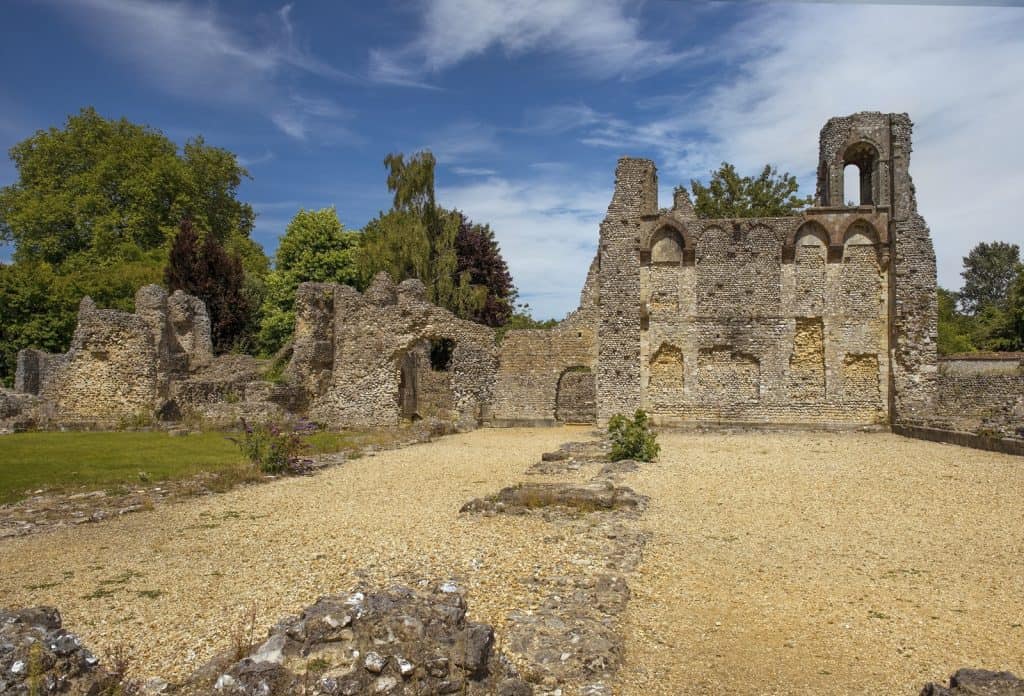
[
  {"left": 614, "top": 431, "right": 1024, "bottom": 695},
  {"left": 3, "top": 428, "right": 1023, "bottom": 694},
  {"left": 0, "top": 427, "right": 593, "bottom": 681}
]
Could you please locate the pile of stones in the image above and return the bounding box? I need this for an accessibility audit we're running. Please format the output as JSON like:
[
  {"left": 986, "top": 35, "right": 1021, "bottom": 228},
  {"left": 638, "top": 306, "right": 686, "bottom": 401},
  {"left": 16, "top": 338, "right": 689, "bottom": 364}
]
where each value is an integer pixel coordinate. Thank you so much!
[
  {"left": 0, "top": 606, "right": 122, "bottom": 694},
  {"left": 920, "top": 669, "right": 1024, "bottom": 695},
  {"left": 461, "top": 441, "right": 649, "bottom": 695},
  {"left": 180, "top": 584, "right": 532, "bottom": 695}
]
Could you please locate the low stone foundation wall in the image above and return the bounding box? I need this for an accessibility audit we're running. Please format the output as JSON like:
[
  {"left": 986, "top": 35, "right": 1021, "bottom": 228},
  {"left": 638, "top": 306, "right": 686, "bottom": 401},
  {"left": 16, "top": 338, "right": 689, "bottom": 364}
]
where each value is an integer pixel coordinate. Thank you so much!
[{"left": 894, "top": 424, "right": 1024, "bottom": 457}]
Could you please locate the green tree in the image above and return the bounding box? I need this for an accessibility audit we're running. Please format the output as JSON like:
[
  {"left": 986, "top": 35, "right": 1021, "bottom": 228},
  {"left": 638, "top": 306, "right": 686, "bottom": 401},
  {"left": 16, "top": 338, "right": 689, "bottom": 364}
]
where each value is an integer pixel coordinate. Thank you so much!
[
  {"left": 165, "top": 220, "right": 251, "bottom": 353},
  {"left": 959, "top": 242, "right": 1021, "bottom": 316},
  {"left": 256, "top": 207, "right": 360, "bottom": 355},
  {"left": 0, "top": 107, "right": 265, "bottom": 381},
  {"left": 0, "top": 107, "right": 259, "bottom": 266},
  {"left": 937, "top": 287, "right": 976, "bottom": 355},
  {"left": 359, "top": 151, "right": 516, "bottom": 325},
  {"left": 687, "top": 163, "right": 812, "bottom": 219},
  {"left": 1001, "top": 267, "right": 1024, "bottom": 350}
]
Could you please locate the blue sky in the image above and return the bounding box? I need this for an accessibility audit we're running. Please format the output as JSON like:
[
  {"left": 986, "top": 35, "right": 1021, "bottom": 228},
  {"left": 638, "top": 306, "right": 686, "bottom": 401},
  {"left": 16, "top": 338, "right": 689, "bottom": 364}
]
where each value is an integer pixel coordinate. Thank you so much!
[{"left": 2, "top": 1, "right": 1023, "bottom": 319}]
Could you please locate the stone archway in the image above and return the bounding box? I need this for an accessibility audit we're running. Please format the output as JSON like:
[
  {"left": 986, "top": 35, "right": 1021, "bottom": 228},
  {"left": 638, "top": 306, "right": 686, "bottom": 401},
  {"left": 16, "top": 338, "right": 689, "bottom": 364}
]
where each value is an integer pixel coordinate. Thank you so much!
[{"left": 556, "top": 367, "right": 596, "bottom": 424}]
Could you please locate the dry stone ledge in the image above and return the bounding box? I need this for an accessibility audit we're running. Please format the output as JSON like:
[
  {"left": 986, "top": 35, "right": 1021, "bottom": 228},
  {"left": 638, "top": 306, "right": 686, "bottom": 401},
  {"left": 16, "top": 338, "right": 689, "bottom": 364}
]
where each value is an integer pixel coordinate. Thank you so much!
[
  {"left": 920, "top": 669, "right": 1024, "bottom": 695},
  {"left": 459, "top": 481, "right": 647, "bottom": 515},
  {"left": 0, "top": 606, "right": 121, "bottom": 695},
  {"left": 180, "top": 584, "right": 532, "bottom": 696}
]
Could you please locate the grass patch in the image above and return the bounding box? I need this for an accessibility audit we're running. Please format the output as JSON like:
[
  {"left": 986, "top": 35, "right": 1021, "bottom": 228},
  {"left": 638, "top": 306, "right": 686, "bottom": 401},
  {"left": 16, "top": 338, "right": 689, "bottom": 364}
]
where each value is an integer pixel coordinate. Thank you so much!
[
  {"left": 0, "top": 427, "right": 408, "bottom": 506},
  {"left": 0, "top": 431, "right": 244, "bottom": 504}
]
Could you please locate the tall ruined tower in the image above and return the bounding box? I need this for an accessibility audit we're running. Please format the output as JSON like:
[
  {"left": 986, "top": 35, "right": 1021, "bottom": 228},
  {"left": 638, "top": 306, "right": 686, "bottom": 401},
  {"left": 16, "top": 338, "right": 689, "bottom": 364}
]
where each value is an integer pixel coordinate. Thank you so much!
[
  {"left": 595, "top": 158, "right": 657, "bottom": 424},
  {"left": 816, "top": 112, "right": 937, "bottom": 423}
]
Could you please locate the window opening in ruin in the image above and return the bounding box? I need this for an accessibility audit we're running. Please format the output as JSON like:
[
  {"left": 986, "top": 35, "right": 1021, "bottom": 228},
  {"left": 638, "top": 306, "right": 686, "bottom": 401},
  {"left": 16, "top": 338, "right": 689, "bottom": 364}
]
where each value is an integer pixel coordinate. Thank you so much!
[
  {"left": 843, "top": 164, "right": 860, "bottom": 206},
  {"left": 429, "top": 338, "right": 455, "bottom": 371},
  {"left": 842, "top": 142, "right": 878, "bottom": 206}
]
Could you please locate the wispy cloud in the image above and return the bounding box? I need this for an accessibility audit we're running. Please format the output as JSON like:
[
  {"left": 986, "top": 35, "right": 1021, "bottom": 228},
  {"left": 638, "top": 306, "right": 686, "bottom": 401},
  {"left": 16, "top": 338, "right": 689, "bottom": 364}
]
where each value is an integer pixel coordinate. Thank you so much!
[
  {"left": 50, "top": 0, "right": 351, "bottom": 140},
  {"left": 422, "top": 121, "right": 500, "bottom": 164},
  {"left": 550, "top": 4, "right": 1024, "bottom": 290},
  {"left": 441, "top": 169, "right": 609, "bottom": 319},
  {"left": 370, "top": 0, "right": 694, "bottom": 86}
]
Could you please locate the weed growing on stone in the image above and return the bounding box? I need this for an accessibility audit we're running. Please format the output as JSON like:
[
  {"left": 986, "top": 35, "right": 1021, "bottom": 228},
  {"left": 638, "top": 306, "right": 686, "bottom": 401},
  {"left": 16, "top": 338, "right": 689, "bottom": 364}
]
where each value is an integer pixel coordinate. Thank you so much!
[{"left": 607, "top": 409, "right": 660, "bottom": 462}]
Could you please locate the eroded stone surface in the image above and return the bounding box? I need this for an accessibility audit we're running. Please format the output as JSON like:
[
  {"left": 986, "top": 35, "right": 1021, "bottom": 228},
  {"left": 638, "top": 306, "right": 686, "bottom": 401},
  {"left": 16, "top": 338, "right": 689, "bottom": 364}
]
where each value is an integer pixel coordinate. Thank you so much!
[
  {"left": 921, "top": 669, "right": 1024, "bottom": 696},
  {"left": 180, "top": 584, "right": 531, "bottom": 696}
]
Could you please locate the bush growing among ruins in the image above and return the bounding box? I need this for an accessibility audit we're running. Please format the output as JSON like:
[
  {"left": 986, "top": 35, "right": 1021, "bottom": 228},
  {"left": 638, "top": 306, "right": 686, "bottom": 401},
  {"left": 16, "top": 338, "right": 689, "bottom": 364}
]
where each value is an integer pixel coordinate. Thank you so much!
[
  {"left": 686, "top": 162, "right": 812, "bottom": 218},
  {"left": 233, "top": 419, "right": 314, "bottom": 474},
  {"left": 607, "top": 409, "right": 660, "bottom": 462}
]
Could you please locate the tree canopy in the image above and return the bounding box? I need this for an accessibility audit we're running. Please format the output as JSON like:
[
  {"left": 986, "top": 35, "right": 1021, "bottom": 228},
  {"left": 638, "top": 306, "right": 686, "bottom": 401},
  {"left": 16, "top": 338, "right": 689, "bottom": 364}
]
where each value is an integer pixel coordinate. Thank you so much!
[
  {"left": 0, "top": 107, "right": 258, "bottom": 267},
  {"left": 256, "top": 207, "right": 361, "bottom": 355},
  {"left": 359, "top": 150, "right": 517, "bottom": 326},
  {"left": 686, "top": 163, "right": 813, "bottom": 219},
  {"left": 959, "top": 242, "right": 1021, "bottom": 315},
  {"left": 0, "top": 108, "right": 266, "bottom": 383},
  {"left": 937, "top": 242, "right": 1024, "bottom": 354}
]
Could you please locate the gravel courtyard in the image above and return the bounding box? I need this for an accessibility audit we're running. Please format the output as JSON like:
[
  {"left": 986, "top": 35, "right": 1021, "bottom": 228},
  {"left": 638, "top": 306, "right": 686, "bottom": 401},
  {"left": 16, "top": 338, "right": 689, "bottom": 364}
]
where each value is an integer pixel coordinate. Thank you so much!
[
  {"left": 615, "top": 431, "right": 1024, "bottom": 695},
  {"left": 1, "top": 428, "right": 1022, "bottom": 694}
]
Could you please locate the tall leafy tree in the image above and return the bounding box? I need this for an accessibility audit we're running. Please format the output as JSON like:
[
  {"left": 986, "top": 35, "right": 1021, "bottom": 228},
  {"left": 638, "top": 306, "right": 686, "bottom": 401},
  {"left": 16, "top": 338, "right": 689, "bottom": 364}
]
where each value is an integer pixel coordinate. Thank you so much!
[
  {"left": 165, "top": 219, "right": 251, "bottom": 353},
  {"left": 359, "top": 151, "right": 517, "bottom": 326},
  {"left": 454, "top": 215, "right": 515, "bottom": 326},
  {"left": 959, "top": 242, "right": 1021, "bottom": 315},
  {"left": 937, "top": 287, "right": 976, "bottom": 355},
  {"left": 687, "top": 163, "right": 812, "bottom": 218},
  {"left": 0, "top": 107, "right": 265, "bottom": 381},
  {"left": 256, "top": 207, "right": 361, "bottom": 355}
]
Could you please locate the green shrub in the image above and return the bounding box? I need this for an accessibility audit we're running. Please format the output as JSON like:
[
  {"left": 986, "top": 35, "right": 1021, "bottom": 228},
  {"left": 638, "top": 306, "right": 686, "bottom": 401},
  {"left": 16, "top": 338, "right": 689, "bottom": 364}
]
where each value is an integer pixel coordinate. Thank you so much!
[
  {"left": 233, "top": 419, "right": 307, "bottom": 474},
  {"left": 607, "top": 409, "right": 660, "bottom": 462}
]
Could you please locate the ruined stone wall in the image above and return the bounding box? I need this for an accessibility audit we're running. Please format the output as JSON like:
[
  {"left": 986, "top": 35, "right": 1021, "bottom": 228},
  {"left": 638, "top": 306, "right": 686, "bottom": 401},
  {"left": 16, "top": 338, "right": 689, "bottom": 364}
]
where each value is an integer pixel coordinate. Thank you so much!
[
  {"left": 596, "top": 159, "right": 654, "bottom": 424},
  {"left": 633, "top": 210, "right": 890, "bottom": 427},
  {"left": 36, "top": 298, "right": 161, "bottom": 425},
  {"left": 14, "top": 285, "right": 216, "bottom": 427},
  {"left": 488, "top": 257, "right": 599, "bottom": 425},
  {"left": 294, "top": 275, "right": 498, "bottom": 429},
  {"left": 901, "top": 356, "right": 1024, "bottom": 443},
  {"left": 487, "top": 326, "right": 596, "bottom": 425},
  {"left": 817, "top": 112, "right": 938, "bottom": 423}
]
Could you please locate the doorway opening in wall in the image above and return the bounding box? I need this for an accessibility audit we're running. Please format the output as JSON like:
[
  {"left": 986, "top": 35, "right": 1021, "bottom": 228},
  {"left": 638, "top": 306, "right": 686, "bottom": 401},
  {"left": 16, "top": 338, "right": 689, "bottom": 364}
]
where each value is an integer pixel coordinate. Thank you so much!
[
  {"left": 555, "top": 366, "right": 597, "bottom": 424},
  {"left": 398, "top": 351, "right": 419, "bottom": 420},
  {"left": 429, "top": 338, "right": 455, "bottom": 371}
]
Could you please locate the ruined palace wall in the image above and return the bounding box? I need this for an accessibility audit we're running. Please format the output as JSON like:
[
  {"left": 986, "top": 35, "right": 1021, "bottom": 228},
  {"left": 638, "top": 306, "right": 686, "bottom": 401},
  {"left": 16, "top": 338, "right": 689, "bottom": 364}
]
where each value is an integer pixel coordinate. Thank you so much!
[
  {"left": 487, "top": 325, "right": 597, "bottom": 425},
  {"left": 37, "top": 298, "right": 161, "bottom": 425},
  {"left": 15, "top": 285, "right": 215, "bottom": 426},
  {"left": 894, "top": 355, "right": 1024, "bottom": 449},
  {"left": 301, "top": 277, "right": 498, "bottom": 429},
  {"left": 596, "top": 159, "right": 654, "bottom": 424},
  {"left": 639, "top": 213, "right": 890, "bottom": 426},
  {"left": 488, "top": 256, "right": 600, "bottom": 425}
]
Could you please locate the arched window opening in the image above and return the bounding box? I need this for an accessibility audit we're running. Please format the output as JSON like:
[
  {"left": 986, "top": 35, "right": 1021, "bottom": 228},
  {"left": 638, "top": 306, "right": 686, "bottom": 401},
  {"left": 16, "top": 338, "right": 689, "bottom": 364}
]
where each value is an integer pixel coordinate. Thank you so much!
[
  {"left": 843, "top": 164, "right": 861, "bottom": 207},
  {"left": 650, "top": 228, "right": 684, "bottom": 264},
  {"left": 841, "top": 142, "right": 878, "bottom": 206}
]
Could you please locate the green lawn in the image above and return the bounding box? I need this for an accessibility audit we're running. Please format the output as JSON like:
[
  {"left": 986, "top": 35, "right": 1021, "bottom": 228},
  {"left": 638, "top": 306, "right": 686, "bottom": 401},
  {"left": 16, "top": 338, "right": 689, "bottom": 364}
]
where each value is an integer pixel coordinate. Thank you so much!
[
  {"left": 0, "top": 431, "right": 245, "bottom": 504},
  {"left": 0, "top": 429, "right": 383, "bottom": 505}
]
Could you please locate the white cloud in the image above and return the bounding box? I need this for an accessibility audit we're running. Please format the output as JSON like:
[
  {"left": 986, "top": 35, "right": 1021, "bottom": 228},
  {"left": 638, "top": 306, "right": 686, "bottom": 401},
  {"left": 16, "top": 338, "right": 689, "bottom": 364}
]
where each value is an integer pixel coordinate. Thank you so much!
[
  {"left": 562, "top": 4, "right": 1024, "bottom": 291},
  {"left": 51, "top": 0, "right": 350, "bottom": 140},
  {"left": 441, "top": 171, "right": 610, "bottom": 319},
  {"left": 422, "top": 121, "right": 500, "bottom": 164},
  {"left": 370, "top": 0, "right": 694, "bottom": 85}
]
